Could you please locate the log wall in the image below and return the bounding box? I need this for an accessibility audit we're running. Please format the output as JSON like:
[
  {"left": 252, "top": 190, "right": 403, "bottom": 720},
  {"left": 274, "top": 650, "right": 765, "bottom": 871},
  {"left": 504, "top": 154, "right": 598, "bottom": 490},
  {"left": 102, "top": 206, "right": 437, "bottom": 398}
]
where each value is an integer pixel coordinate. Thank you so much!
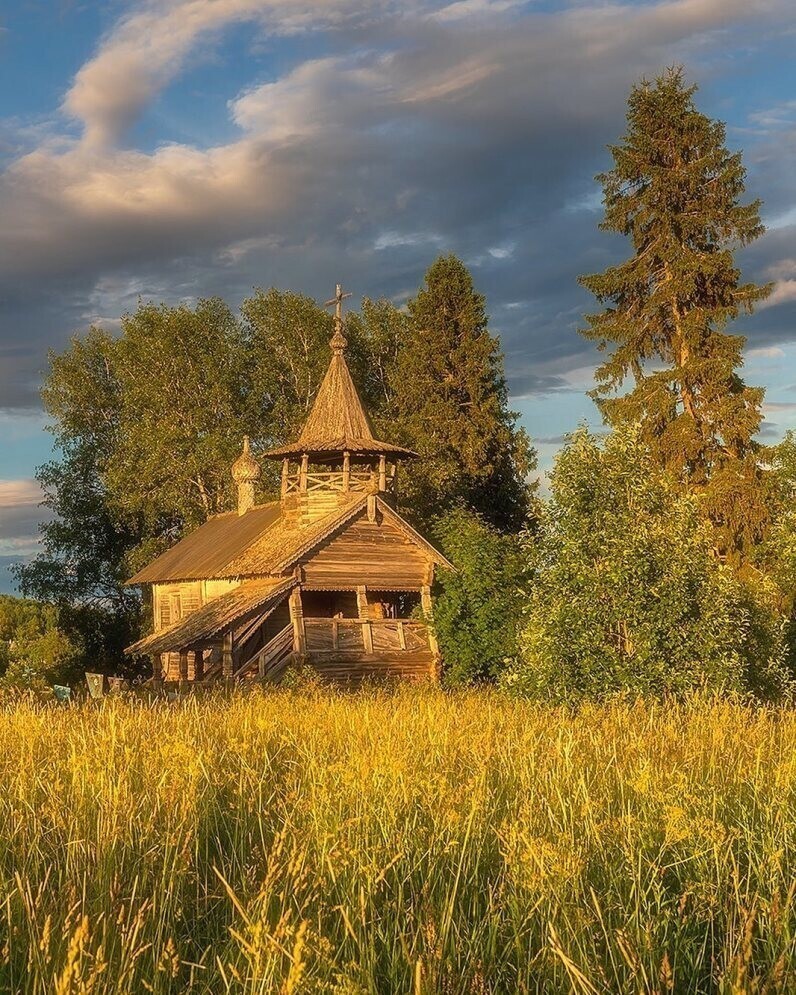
[{"left": 300, "top": 515, "right": 431, "bottom": 590}]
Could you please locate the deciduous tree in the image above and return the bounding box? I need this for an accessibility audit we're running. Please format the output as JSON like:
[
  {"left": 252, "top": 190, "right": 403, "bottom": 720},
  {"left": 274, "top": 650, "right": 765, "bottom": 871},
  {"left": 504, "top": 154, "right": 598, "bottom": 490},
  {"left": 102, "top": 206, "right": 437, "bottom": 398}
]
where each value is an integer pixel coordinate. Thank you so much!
[{"left": 503, "top": 428, "right": 789, "bottom": 702}]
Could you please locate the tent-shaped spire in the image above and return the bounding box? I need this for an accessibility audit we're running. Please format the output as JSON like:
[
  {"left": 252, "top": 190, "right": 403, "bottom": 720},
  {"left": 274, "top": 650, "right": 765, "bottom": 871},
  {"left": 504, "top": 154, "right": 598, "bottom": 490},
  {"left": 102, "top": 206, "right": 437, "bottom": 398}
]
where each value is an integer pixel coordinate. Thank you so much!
[{"left": 264, "top": 285, "right": 415, "bottom": 459}]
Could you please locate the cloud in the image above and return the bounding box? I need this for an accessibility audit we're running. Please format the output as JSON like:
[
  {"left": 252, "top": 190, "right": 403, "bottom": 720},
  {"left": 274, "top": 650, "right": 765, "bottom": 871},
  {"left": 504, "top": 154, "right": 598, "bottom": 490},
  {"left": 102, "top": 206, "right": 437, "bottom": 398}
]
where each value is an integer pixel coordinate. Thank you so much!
[
  {"left": 0, "top": 478, "right": 47, "bottom": 557},
  {"left": 746, "top": 345, "right": 786, "bottom": 358},
  {"left": 0, "top": 0, "right": 794, "bottom": 416}
]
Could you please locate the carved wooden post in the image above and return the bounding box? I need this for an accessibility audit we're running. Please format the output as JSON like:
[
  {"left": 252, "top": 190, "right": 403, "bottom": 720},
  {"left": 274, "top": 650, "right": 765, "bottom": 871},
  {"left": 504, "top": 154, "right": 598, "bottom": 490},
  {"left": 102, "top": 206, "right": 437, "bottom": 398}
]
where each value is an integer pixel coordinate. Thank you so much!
[
  {"left": 222, "top": 631, "right": 233, "bottom": 680},
  {"left": 342, "top": 451, "right": 350, "bottom": 492},
  {"left": 378, "top": 454, "right": 387, "bottom": 492},
  {"left": 356, "top": 586, "right": 369, "bottom": 619},
  {"left": 299, "top": 454, "right": 309, "bottom": 492},
  {"left": 281, "top": 459, "right": 289, "bottom": 498},
  {"left": 289, "top": 587, "right": 306, "bottom": 655}
]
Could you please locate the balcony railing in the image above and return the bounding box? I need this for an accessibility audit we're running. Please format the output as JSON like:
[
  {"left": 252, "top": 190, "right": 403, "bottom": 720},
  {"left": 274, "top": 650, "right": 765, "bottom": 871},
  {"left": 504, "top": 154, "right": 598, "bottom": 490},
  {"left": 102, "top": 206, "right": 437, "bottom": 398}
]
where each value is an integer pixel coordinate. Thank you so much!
[{"left": 283, "top": 470, "right": 380, "bottom": 495}]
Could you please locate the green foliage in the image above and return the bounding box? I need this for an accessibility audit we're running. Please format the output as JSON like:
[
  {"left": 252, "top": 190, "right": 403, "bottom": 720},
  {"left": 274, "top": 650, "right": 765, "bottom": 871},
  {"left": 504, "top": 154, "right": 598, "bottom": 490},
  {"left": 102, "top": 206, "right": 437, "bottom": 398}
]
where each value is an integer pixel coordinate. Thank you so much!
[
  {"left": 15, "top": 329, "right": 143, "bottom": 670},
  {"left": 0, "top": 595, "right": 79, "bottom": 688},
  {"left": 21, "top": 271, "right": 533, "bottom": 670},
  {"left": 503, "top": 428, "right": 790, "bottom": 702},
  {"left": 579, "top": 68, "right": 772, "bottom": 559},
  {"left": 432, "top": 506, "right": 528, "bottom": 686},
  {"left": 242, "top": 287, "right": 337, "bottom": 443},
  {"left": 391, "top": 255, "right": 536, "bottom": 531},
  {"left": 108, "top": 298, "right": 249, "bottom": 535}
]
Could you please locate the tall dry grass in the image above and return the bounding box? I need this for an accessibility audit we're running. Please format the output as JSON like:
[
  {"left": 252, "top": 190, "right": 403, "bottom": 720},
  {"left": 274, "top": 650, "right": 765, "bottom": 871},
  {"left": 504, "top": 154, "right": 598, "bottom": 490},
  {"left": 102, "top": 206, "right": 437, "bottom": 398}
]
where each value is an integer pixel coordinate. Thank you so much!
[{"left": 1, "top": 686, "right": 795, "bottom": 993}]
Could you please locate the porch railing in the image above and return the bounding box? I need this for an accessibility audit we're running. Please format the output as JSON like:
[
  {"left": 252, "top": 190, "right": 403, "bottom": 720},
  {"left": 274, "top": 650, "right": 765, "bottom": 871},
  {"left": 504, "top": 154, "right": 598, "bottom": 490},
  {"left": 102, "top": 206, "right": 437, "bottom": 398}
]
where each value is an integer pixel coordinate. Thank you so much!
[{"left": 304, "top": 617, "right": 430, "bottom": 654}]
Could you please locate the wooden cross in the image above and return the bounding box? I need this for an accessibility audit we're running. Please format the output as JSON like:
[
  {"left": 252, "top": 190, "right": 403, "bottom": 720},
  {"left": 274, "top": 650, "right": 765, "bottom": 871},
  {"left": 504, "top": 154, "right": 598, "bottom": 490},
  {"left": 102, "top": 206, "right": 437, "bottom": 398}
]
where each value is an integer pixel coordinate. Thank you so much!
[{"left": 324, "top": 283, "right": 352, "bottom": 331}]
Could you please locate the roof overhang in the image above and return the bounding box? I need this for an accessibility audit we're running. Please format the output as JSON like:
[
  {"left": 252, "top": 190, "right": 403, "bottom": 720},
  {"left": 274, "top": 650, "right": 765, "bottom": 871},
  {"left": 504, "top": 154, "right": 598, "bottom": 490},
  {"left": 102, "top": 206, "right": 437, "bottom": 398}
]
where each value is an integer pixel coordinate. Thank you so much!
[{"left": 126, "top": 577, "right": 295, "bottom": 656}]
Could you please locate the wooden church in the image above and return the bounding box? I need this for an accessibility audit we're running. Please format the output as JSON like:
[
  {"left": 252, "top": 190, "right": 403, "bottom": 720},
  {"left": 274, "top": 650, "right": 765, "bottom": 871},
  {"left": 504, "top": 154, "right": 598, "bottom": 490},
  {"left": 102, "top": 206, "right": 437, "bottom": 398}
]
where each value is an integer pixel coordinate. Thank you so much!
[{"left": 127, "top": 287, "right": 452, "bottom": 685}]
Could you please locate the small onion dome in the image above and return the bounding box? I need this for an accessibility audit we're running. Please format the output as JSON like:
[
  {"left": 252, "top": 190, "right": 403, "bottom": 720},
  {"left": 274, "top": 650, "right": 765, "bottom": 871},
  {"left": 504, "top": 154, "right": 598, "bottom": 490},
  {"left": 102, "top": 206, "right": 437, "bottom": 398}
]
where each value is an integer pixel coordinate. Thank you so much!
[{"left": 231, "top": 436, "right": 261, "bottom": 483}]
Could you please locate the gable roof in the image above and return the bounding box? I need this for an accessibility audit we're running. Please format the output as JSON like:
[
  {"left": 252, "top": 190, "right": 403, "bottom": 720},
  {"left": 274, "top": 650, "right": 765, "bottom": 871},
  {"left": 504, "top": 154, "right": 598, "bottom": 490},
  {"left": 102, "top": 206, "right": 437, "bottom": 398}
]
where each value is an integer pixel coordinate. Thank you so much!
[
  {"left": 127, "top": 494, "right": 452, "bottom": 587},
  {"left": 127, "top": 577, "right": 295, "bottom": 656},
  {"left": 222, "top": 495, "right": 453, "bottom": 578},
  {"left": 126, "top": 502, "right": 281, "bottom": 584},
  {"left": 220, "top": 494, "right": 368, "bottom": 578},
  {"left": 264, "top": 350, "right": 415, "bottom": 459}
]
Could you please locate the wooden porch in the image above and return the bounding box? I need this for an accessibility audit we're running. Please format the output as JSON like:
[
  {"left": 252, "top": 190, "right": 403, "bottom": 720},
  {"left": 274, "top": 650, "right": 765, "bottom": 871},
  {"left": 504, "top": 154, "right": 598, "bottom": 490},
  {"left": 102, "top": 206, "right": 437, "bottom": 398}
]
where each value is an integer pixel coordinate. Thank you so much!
[{"left": 238, "top": 615, "right": 438, "bottom": 684}]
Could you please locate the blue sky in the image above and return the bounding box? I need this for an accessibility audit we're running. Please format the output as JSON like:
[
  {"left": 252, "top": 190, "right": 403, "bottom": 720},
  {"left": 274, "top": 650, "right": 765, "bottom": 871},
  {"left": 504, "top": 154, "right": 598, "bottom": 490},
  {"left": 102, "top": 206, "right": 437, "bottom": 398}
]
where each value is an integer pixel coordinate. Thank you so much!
[{"left": 1, "top": 0, "right": 795, "bottom": 593}]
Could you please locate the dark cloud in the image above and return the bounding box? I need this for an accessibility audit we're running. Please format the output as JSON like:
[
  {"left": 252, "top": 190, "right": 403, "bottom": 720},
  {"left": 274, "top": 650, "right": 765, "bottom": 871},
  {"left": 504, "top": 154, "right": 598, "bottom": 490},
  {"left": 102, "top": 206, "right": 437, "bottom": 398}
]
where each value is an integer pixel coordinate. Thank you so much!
[{"left": 0, "top": 0, "right": 794, "bottom": 413}]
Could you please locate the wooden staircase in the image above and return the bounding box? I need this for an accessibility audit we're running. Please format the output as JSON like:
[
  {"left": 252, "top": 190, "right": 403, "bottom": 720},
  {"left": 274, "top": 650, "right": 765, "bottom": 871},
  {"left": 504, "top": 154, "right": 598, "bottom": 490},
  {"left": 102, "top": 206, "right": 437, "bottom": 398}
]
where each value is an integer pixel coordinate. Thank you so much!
[{"left": 234, "top": 624, "right": 294, "bottom": 682}]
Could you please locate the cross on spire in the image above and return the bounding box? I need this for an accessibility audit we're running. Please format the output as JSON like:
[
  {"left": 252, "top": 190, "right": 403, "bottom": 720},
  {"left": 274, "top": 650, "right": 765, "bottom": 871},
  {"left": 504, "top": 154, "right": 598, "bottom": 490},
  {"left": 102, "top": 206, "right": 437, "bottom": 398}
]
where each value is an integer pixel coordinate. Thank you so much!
[{"left": 324, "top": 283, "right": 352, "bottom": 353}]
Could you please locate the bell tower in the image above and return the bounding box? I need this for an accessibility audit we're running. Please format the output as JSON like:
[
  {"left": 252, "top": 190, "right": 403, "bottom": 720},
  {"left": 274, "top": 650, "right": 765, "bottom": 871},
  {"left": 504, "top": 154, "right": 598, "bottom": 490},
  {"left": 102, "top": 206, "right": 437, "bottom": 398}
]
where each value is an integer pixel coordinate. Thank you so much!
[{"left": 263, "top": 285, "right": 415, "bottom": 526}]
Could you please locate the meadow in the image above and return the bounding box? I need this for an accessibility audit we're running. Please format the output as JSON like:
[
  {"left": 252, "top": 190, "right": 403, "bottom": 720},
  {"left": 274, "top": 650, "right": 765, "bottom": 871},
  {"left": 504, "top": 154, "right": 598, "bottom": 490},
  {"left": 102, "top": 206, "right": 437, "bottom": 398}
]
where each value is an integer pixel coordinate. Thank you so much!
[{"left": 1, "top": 687, "right": 795, "bottom": 994}]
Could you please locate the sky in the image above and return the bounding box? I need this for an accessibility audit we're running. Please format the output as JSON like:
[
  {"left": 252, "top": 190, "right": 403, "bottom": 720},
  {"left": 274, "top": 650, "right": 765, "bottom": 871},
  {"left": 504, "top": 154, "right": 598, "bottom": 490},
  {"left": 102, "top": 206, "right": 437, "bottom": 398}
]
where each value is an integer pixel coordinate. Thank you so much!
[{"left": 0, "top": 0, "right": 795, "bottom": 594}]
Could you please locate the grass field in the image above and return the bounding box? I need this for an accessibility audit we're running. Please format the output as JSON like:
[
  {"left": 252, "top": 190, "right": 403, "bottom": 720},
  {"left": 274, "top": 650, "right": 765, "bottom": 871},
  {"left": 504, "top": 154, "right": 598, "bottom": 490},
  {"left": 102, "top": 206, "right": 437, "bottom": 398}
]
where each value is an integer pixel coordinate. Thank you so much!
[{"left": 1, "top": 687, "right": 795, "bottom": 993}]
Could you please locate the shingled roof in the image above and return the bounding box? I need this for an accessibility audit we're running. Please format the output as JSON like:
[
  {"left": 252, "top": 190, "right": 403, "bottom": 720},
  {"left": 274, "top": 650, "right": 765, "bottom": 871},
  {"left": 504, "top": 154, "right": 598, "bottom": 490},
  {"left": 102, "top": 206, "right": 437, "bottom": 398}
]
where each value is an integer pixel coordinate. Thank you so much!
[
  {"left": 127, "top": 577, "right": 295, "bottom": 655},
  {"left": 126, "top": 502, "right": 281, "bottom": 584},
  {"left": 127, "top": 494, "right": 451, "bottom": 587},
  {"left": 264, "top": 335, "right": 415, "bottom": 459}
]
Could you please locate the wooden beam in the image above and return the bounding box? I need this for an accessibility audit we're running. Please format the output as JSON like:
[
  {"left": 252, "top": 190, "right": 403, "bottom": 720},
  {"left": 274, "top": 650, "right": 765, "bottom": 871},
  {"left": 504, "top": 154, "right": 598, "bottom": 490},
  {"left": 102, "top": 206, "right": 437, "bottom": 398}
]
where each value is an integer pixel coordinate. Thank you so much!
[
  {"left": 378, "top": 454, "right": 387, "bottom": 492},
  {"left": 289, "top": 587, "right": 306, "bottom": 655},
  {"left": 299, "top": 454, "right": 309, "bottom": 492},
  {"left": 362, "top": 619, "right": 374, "bottom": 654},
  {"left": 222, "top": 631, "right": 233, "bottom": 680},
  {"left": 281, "top": 458, "right": 289, "bottom": 498},
  {"left": 342, "top": 451, "right": 350, "bottom": 492},
  {"left": 179, "top": 649, "right": 189, "bottom": 682}
]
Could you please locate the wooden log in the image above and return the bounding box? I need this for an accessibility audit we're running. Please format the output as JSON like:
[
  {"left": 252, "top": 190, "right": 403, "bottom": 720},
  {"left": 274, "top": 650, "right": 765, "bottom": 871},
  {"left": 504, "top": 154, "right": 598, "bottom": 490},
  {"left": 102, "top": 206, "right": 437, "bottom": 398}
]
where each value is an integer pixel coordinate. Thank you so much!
[
  {"left": 281, "top": 459, "right": 289, "bottom": 498},
  {"left": 378, "top": 454, "right": 387, "bottom": 491},
  {"left": 342, "top": 451, "right": 350, "bottom": 492},
  {"left": 299, "top": 454, "right": 309, "bottom": 492}
]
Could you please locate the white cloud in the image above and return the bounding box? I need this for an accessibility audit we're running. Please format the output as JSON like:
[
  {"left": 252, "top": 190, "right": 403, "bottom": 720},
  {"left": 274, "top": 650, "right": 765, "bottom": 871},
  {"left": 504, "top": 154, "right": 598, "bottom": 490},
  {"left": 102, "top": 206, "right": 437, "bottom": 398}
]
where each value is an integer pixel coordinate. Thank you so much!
[
  {"left": 746, "top": 345, "right": 786, "bottom": 358},
  {"left": 0, "top": 479, "right": 43, "bottom": 507},
  {"left": 758, "top": 258, "right": 796, "bottom": 309}
]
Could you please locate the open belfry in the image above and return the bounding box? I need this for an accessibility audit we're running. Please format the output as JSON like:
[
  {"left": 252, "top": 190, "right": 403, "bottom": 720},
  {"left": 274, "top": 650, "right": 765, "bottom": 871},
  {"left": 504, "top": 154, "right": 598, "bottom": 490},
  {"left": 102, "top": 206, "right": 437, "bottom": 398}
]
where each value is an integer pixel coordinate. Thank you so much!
[{"left": 127, "top": 286, "right": 452, "bottom": 684}]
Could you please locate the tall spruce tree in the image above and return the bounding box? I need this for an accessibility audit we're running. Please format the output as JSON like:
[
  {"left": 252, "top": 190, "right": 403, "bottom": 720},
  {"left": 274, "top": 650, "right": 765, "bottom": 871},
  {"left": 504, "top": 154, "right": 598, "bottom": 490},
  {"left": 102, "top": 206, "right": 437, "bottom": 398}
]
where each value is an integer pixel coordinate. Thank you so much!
[
  {"left": 579, "top": 68, "right": 772, "bottom": 558},
  {"left": 390, "top": 255, "right": 535, "bottom": 531}
]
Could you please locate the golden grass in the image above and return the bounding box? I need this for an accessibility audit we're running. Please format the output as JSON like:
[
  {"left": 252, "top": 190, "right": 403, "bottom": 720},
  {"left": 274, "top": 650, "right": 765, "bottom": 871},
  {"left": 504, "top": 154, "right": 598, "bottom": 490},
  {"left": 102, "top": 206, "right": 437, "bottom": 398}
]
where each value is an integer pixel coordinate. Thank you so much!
[{"left": 1, "top": 686, "right": 795, "bottom": 993}]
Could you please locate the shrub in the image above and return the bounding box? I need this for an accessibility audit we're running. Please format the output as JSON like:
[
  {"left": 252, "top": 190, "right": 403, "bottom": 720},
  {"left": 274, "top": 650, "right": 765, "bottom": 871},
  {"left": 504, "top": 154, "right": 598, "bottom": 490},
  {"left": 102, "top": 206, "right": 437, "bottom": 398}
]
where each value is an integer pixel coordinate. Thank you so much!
[
  {"left": 503, "top": 428, "right": 791, "bottom": 702},
  {"left": 432, "top": 506, "right": 529, "bottom": 685}
]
